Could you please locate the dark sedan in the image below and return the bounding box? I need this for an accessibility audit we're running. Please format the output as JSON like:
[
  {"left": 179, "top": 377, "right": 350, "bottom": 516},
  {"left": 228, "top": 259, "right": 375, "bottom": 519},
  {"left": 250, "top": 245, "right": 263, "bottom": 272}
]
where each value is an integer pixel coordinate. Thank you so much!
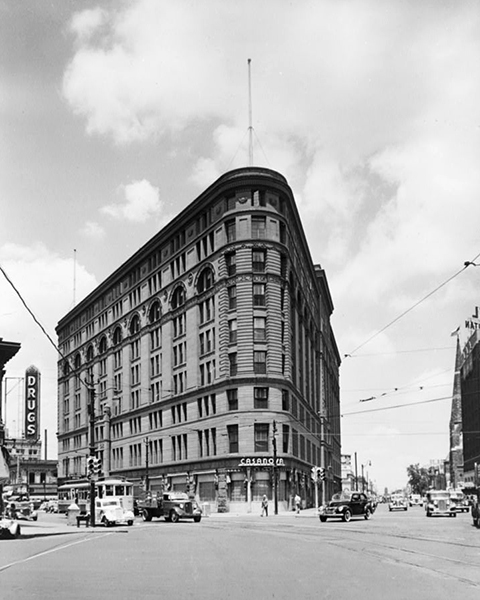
[{"left": 319, "top": 491, "right": 373, "bottom": 523}]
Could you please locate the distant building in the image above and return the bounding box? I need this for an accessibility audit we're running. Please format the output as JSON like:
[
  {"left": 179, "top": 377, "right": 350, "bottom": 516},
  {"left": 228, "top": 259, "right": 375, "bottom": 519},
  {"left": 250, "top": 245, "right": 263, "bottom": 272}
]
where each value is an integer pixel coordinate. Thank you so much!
[
  {"left": 460, "top": 328, "right": 480, "bottom": 486},
  {"left": 56, "top": 167, "right": 341, "bottom": 512},
  {"left": 448, "top": 337, "right": 464, "bottom": 488},
  {"left": 3, "top": 437, "right": 57, "bottom": 499},
  {"left": 341, "top": 454, "right": 356, "bottom": 492},
  {"left": 0, "top": 338, "right": 21, "bottom": 512}
]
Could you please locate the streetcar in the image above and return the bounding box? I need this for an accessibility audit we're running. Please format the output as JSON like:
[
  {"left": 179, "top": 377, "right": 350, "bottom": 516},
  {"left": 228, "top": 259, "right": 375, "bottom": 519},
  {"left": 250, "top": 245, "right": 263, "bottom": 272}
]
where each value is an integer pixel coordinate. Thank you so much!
[{"left": 57, "top": 478, "right": 134, "bottom": 514}]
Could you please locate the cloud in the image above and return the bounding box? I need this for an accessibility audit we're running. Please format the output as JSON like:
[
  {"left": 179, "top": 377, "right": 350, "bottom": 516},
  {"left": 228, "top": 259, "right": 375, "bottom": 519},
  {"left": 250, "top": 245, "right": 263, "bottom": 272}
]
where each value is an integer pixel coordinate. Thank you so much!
[
  {"left": 69, "top": 7, "right": 108, "bottom": 43},
  {"left": 101, "top": 179, "right": 162, "bottom": 223},
  {"left": 81, "top": 221, "right": 106, "bottom": 239}
]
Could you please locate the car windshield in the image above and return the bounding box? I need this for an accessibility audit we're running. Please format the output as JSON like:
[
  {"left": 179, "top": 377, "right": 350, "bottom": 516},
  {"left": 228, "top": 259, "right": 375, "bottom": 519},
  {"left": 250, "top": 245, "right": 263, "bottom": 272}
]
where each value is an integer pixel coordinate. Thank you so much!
[
  {"left": 166, "top": 492, "right": 189, "bottom": 501},
  {"left": 101, "top": 500, "right": 120, "bottom": 507},
  {"left": 429, "top": 492, "right": 449, "bottom": 500},
  {"left": 331, "top": 492, "right": 352, "bottom": 501}
]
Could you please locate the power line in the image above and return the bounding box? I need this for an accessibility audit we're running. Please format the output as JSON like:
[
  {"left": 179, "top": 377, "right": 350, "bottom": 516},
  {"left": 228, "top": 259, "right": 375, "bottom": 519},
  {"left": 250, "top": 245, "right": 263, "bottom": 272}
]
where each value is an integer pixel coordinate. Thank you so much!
[
  {"left": 0, "top": 262, "right": 60, "bottom": 355},
  {"left": 342, "top": 395, "right": 451, "bottom": 416},
  {"left": 345, "top": 255, "right": 480, "bottom": 357}
]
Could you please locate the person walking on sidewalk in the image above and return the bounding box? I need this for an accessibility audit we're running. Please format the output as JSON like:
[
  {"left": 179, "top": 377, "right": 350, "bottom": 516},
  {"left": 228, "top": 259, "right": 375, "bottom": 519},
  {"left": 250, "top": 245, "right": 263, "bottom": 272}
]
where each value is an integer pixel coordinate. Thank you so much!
[
  {"left": 295, "top": 494, "right": 301, "bottom": 515},
  {"left": 261, "top": 495, "right": 269, "bottom": 517}
]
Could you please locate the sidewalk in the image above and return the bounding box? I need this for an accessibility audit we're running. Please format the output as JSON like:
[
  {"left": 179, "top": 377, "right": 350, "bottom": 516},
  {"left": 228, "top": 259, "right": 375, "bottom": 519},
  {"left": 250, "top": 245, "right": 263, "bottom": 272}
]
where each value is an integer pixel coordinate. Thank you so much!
[
  {"left": 9, "top": 508, "right": 320, "bottom": 538},
  {"left": 210, "top": 507, "right": 319, "bottom": 518}
]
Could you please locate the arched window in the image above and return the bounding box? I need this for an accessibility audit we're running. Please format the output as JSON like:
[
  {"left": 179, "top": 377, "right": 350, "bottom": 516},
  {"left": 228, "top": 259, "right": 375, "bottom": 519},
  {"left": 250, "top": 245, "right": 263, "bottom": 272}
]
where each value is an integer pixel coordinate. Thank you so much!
[
  {"left": 99, "top": 336, "right": 108, "bottom": 354},
  {"left": 63, "top": 362, "right": 70, "bottom": 376},
  {"left": 149, "top": 300, "right": 162, "bottom": 324},
  {"left": 74, "top": 353, "right": 82, "bottom": 370},
  {"left": 197, "top": 267, "right": 214, "bottom": 294},
  {"left": 113, "top": 326, "right": 123, "bottom": 346},
  {"left": 86, "top": 345, "right": 94, "bottom": 362},
  {"left": 129, "top": 314, "right": 141, "bottom": 336},
  {"left": 171, "top": 285, "right": 186, "bottom": 310}
]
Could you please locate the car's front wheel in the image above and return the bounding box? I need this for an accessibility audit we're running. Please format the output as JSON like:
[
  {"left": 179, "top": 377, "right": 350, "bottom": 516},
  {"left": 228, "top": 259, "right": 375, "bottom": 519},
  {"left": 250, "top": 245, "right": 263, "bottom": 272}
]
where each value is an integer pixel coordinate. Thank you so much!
[
  {"left": 319, "top": 515, "right": 327, "bottom": 523},
  {"left": 364, "top": 508, "right": 372, "bottom": 520},
  {"left": 343, "top": 509, "right": 352, "bottom": 523},
  {"left": 142, "top": 510, "right": 152, "bottom": 522},
  {"left": 193, "top": 515, "right": 201, "bottom": 523},
  {"left": 170, "top": 510, "right": 179, "bottom": 523}
]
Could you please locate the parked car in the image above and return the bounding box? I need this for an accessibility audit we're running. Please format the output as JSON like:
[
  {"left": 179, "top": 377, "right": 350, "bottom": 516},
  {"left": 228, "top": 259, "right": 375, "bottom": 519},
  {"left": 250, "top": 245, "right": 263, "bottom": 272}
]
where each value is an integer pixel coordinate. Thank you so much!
[
  {"left": 389, "top": 494, "right": 408, "bottom": 511},
  {"left": 409, "top": 494, "right": 423, "bottom": 507},
  {"left": 5, "top": 495, "right": 38, "bottom": 521},
  {"left": 449, "top": 491, "right": 469, "bottom": 513},
  {"left": 0, "top": 515, "right": 21, "bottom": 539},
  {"left": 138, "top": 491, "right": 202, "bottom": 523},
  {"left": 318, "top": 491, "right": 374, "bottom": 523},
  {"left": 425, "top": 490, "right": 457, "bottom": 517},
  {"left": 95, "top": 498, "right": 134, "bottom": 527}
]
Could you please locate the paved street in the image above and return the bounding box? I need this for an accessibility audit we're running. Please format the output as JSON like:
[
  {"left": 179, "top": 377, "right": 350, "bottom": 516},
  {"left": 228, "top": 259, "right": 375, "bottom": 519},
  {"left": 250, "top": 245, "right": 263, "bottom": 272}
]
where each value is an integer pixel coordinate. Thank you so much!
[{"left": 1, "top": 504, "right": 479, "bottom": 600}]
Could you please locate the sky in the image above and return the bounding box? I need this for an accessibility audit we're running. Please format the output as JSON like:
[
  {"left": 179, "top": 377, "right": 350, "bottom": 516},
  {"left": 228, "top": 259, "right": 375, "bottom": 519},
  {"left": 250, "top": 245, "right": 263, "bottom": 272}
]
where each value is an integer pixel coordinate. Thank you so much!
[{"left": 1, "top": 0, "right": 479, "bottom": 492}]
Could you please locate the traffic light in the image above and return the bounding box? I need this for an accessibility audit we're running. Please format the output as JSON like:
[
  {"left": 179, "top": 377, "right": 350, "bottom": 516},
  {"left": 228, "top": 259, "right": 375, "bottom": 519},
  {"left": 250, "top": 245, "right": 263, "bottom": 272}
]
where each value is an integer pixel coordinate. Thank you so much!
[
  {"left": 87, "top": 456, "right": 95, "bottom": 477},
  {"left": 311, "top": 466, "right": 317, "bottom": 481},
  {"left": 93, "top": 457, "right": 102, "bottom": 475},
  {"left": 320, "top": 467, "right": 326, "bottom": 481}
]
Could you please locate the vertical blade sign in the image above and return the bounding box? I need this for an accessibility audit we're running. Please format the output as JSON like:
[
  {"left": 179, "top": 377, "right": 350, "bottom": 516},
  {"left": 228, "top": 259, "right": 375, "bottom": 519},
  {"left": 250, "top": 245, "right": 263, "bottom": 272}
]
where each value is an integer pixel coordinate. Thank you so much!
[{"left": 25, "top": 365, "right": 40, "bottom": 440}]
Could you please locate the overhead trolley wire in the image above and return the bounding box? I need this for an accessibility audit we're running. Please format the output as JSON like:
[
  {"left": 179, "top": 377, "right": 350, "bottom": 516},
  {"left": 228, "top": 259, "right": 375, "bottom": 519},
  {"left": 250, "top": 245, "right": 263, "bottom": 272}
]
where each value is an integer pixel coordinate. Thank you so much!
[{"left": 345, "top": 254, "right": 480, "bottom": 358}]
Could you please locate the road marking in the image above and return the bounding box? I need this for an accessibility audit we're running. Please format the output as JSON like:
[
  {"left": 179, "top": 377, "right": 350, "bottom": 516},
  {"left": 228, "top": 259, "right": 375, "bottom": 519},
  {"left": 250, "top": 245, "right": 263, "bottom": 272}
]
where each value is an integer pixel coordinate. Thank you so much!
[{"left": 0, "top": 532, "right": 114, "bottom": 573}]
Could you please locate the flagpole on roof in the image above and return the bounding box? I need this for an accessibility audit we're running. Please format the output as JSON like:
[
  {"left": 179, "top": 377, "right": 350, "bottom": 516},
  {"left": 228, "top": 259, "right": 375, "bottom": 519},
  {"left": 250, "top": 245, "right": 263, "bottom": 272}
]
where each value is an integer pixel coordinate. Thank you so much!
[{"left": 248, "top": 58, "right": 253, "bottom": 166}]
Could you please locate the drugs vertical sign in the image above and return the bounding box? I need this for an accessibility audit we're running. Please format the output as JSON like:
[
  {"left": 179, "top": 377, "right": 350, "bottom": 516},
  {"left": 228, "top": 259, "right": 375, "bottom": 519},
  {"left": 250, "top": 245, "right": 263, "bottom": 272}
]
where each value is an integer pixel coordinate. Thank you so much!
[{"left": 25, "top": 366, "right": 40, "bottom": 440}]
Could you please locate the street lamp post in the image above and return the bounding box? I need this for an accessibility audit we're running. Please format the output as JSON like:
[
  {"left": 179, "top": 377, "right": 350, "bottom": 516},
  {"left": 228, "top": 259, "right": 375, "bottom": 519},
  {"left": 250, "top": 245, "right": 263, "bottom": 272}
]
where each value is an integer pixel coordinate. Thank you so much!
[
  {"left": 88, "top": 378, "right": 96, "bottom": 526},
  {"left": 144, "top": 436, "right": 150, "bottom": 493},
  {"left": 272, "top": 420, "right": 278, "bottom": 515}
]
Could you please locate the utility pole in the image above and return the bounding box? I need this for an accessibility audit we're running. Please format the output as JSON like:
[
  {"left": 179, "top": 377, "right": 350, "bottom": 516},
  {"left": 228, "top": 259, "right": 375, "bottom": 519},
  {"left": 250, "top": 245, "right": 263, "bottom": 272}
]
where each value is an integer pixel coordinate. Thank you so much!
[
  {"left": 272, "top": 420, "right": 278, "bottom": 515},
  {"left": 88, "top": 378, "right": 96, "bottom": 526},
  {"left": 144, "top": 436, "right": 150, "bottom": 493}
]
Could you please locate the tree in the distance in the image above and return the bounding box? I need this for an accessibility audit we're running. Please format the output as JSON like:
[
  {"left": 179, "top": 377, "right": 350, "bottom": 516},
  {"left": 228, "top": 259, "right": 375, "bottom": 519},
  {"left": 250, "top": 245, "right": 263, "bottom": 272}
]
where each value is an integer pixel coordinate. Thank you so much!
[{"left": 406, "top": 464, "right": 430, "bottom": 495}]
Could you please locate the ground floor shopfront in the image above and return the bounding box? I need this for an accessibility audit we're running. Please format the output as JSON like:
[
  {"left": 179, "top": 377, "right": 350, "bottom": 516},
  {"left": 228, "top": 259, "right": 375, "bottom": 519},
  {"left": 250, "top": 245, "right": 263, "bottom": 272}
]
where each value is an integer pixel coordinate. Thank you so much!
[{"left": 119, "top": 455, "right": 337, "bottom": 514}]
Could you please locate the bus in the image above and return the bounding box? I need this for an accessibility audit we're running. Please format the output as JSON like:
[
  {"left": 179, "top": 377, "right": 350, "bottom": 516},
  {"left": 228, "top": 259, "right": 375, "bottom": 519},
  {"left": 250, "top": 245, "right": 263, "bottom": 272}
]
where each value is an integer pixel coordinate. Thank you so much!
[{"left": 57, "top": 478, "right": 134, "bottom": 514}]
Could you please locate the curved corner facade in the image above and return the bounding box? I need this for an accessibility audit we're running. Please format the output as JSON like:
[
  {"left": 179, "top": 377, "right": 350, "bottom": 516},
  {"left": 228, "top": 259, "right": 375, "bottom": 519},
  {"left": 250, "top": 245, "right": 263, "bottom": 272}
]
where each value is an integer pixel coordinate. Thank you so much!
[{"left": 56, "top": 167, "right": 341, "bottom": 512}]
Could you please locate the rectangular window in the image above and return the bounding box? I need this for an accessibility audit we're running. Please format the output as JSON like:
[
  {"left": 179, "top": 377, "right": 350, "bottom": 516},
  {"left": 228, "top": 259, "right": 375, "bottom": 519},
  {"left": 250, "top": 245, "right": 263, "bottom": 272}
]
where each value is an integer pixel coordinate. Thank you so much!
[
  {"left": 253, "top": 317, "right": 266, "bottom": 342},
  {"left": 227, "top": 424, "right": 239, "bottom": 453},
  {"left": 228, "top": 319, "right": 237, "bottom": 344},
  {"left": 198, "top": 430, "right": 203, "bottom": 457},
  {"left": 253, "top": 283, "right": 266, "bottom": 307},
  {"left": 130, "top": 340, "right": 140, "bottom": 361},
  {"left": 226, "top": 219, "right": 236, "bottom": 242},
  {"left": 226, "top": 251, "right": 236, "bottom": 276},
  {"left": 227, "top": 388, "right": 238, "bottom": 411},
  {"left": 228, "top": 285, "right": 237, "bottom": 310},
  {"left": 282, "top": 389, "right": 289, "bottom": 411},
  {"left": 150, "top": 327, "right": 162, "bottom": 350},
  {"left": 252, "top": 216, "right": 266, "bottom": 238},
  {"left": 282, "top": 424, "right": 289, "bottom": 453},
  {"left": 254, "top": 423, "right": 269, "bottom": 452},
  {"left": 173, "top": 314, "right": 186, "bottom": 338},
  {"left": 252, "top": 249, "right": 266, "bottom": 273},
  {"left": 113, "top": 349, "right": 122, "bottom": 370},
  {"left": 229, "top": 353, "right": 237, "bottom": 376},
  {"left": 254, "top": 351, "right": 267, "bottom": 374},
  {"left": 254, "top": 387, "right": 269, "bottom": 409},
  {"left": 199, "top": 298, "right": 214, "bottom": 325}
]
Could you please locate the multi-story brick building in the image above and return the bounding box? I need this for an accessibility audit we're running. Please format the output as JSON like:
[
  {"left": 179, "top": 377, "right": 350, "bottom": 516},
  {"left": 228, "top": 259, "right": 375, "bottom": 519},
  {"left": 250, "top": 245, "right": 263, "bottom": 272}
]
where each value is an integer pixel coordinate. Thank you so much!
[
  {"left": 460, "top": 329, "right": 480, "bottom": 486},
  {"left": 56, "top": 167, "right": 341, "bottom": 512}
]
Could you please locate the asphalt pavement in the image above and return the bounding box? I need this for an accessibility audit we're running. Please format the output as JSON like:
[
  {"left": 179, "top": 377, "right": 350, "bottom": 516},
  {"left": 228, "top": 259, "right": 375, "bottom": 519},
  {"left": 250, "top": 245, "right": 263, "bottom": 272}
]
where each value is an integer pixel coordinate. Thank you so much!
[{"left": 13, "top": 506, "right": 320, "bottom": 538}]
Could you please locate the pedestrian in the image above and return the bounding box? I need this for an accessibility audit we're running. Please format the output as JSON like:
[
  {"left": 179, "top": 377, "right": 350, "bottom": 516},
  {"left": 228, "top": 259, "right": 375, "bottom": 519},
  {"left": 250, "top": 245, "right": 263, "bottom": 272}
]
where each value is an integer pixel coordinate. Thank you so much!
[
  {"left": 295, "top": 494, "right": 301, "bottom": 515},
  {"left": 261, "top": 494, "right": 269, "bottom": 517}
]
